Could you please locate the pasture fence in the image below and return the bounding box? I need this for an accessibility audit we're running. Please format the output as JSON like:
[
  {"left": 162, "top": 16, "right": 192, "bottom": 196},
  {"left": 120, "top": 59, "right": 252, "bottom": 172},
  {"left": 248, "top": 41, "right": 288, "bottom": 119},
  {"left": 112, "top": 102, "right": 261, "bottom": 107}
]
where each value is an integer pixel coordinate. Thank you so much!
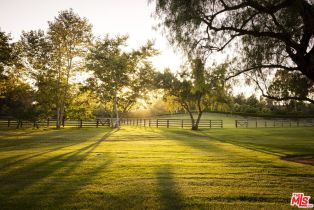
[
  {"left": 0, "top": 118, "right": 223, "bottom": 129},
  {"left": 235, "top": 119, "right": 314, "bottom": 128},
  {"left": 119, "top": 118, "right": 223, "bottom": 129},
  {"left": 1, "top": 117, "right": 314, "bottom": 129},
  {"left": 0, "top": 118, "right": 111, "bottom": 129}
]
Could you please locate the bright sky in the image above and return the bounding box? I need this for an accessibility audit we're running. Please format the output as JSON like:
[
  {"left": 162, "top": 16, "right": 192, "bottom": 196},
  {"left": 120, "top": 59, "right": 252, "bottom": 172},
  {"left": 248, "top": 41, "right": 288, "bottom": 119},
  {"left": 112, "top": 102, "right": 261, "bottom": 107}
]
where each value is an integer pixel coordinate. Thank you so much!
[{"left": 0, "top": 0, "right": 183, "bottom": 72}]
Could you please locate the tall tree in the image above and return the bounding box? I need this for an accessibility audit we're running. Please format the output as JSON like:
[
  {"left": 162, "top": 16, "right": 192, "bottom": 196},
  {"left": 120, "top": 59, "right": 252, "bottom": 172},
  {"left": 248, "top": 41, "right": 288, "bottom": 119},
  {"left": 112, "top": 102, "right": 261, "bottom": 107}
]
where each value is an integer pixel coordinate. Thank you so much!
[
  {"left": 86, "top": 35, "right": 158, "bottom": 127},
  {"left": 18, "top": 30, "right": 55, "bottom": 118},
  {"left": 152, "top": 0, "right": 314, "bottom": 102},
  {"left": 155, "top": 59, "right": 228, "bottom": 130},
  {"left": 48, "top": 9, "right": 92, "bottom": 128}
]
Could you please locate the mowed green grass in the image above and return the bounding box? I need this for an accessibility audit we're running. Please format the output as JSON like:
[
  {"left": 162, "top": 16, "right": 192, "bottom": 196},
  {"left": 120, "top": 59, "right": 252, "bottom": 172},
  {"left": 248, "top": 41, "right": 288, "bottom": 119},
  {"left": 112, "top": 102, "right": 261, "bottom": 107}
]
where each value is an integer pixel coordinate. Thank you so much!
[{"left": 0, "top": 127, "right": 313, "bottom": 210}]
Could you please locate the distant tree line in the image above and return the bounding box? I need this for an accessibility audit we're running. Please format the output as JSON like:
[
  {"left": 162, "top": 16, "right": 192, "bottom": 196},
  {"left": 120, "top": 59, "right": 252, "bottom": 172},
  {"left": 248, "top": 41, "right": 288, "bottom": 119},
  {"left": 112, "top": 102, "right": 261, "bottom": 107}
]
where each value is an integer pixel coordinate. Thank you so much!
[{"left": 230, "top": 94, "right": 314, "bottom": 115}]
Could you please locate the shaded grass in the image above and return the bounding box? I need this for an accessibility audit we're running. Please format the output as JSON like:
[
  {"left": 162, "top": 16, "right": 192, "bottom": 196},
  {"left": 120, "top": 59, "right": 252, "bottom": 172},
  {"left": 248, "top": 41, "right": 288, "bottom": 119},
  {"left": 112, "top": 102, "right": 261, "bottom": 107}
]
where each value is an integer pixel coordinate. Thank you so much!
[{"left": 0, "top": 127, "right": 313, "bottom": 209}]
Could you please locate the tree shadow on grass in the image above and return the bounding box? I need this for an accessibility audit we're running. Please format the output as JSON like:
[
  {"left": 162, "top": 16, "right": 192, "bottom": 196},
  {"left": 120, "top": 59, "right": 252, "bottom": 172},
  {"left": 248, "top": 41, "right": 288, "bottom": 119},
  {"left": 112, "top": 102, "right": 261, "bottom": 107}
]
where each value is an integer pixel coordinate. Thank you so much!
[
  {"left": 155, "top": 128, "right": 230, "bottom": 155},
  {"left": 0, "top": 127, "right": 111, "bottom": 152},
  {"left": 0, "top": 142, "right": 86, "bottom": 170},
  {"left": 156, "top": 165, "right": 184, "bottom": 210},
  {"left": 0, "top": 129, "right": 118, "bottom": 209}
]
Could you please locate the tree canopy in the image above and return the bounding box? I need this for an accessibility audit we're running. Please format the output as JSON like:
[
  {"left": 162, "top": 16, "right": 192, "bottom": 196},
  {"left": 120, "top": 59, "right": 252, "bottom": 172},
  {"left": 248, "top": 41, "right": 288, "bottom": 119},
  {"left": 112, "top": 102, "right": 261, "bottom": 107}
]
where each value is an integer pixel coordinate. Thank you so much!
[{"left": 152, "top": 0, "right": 314, "bottom": 103}]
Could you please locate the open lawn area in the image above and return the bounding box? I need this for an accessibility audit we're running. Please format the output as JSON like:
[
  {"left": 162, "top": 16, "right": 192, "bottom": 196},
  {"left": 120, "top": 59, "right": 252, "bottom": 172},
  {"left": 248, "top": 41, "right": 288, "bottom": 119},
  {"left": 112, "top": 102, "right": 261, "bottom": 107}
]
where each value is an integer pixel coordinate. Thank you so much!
[{"left": 0, "top": 127, "right": 313, "bottom": 209}]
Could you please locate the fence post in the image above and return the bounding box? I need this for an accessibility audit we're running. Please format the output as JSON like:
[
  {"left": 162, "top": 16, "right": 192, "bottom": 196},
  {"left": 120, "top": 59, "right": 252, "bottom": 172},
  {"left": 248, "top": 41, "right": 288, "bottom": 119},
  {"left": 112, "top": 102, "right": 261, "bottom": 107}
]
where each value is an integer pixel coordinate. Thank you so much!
[
  {"left": 181, "top": 119, "right": 183, "bottom": 128},
  {"left": 221, "top": 120, "right": 223, "bottom": 128},
  {"left": 149, "top": 119, "right": 151, "bottom": 127},
  {"left": 235, "top": 120, "right": 237, "bottom": 128},
  {"left": 167, "top": 119, "right": 169, "bottom": 128},
  {"left": 79, "top": 119, "right": 83, "bottom": 128},
  {"left": 47, "top": 118, "right": 50, "bottom": 127},
  {"left": 62, "top": 118, "right": 65, "bottom": 127},
  {"left": 7, "top": 119, "right": 10, "bottom": 127},
  {"left": 33, "top": 121, "right": 36, "bottom": 128},
  {"left": 157, "top": 119, "right": 159, "bottom": 128},
  {"left": 96, "top": 119, "right": 99, "bottom": 128}
]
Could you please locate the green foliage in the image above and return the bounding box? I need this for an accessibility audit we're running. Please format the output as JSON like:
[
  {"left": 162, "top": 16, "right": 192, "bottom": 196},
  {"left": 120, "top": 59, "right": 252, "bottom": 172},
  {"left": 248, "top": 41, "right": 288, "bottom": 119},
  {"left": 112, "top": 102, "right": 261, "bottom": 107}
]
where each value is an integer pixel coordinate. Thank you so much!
[
  {"left": 66, "top": 90, "right": 98, "bottom": 120},
  {"left": 0, "top": 31, "right": 13, "bottom": 75},
  {"left": 155, "top": 59, "right": 229, "bottom": 129},
  {"left": 0, "top": 75, "right": 38, "bottom": 120},
  {"left": 86, "top": 35, "right": 158, "bottom": 118},
  {"left": 18, "top": 30, "right": 55, "bottom": 118},
  {"left": 268, "top": 70, "right": 314, "bottom": 101}
]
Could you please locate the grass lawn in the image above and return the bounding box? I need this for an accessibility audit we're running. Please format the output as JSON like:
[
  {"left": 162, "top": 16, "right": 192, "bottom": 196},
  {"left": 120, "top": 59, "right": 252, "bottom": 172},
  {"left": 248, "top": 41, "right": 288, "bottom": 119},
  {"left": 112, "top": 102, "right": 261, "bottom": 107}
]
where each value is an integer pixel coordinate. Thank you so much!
[{"left": 0, "top": 126, "right": 313, "bottom": 209}]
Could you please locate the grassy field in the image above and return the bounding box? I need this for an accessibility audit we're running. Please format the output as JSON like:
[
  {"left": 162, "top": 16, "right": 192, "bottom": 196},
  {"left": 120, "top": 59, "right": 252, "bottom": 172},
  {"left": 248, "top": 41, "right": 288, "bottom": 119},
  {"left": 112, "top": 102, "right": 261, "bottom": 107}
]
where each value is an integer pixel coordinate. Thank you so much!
[{"left": 0, "top": 126, "right": 313, "bottom": 209}]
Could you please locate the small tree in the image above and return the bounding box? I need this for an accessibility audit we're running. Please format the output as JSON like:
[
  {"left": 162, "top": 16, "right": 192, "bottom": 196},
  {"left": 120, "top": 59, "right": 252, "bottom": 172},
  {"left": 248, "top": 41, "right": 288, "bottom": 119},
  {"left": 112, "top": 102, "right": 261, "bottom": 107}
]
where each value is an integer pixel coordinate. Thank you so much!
[{"left": 156, "top": 59, "right": 228, "bottom": 130}]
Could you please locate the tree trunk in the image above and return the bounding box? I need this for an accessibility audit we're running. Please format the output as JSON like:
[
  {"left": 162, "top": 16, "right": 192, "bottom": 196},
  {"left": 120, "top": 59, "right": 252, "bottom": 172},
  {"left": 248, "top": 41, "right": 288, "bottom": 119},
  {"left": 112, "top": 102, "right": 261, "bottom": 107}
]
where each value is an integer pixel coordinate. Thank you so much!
[
  {"left": 192, "top": 111, "right": 203, "bottom": 130},
  {"left": 60, "top": 102, "right": 65, "bottom": 127},
  {"left": 56, "top": 107, "right": 61, "bottom": 129},
  {"left": 112, "top": 89, "right": 119, "bottom": 128},
  {"left": 187, "top": 110, "right": 197, "bottom": 130}
]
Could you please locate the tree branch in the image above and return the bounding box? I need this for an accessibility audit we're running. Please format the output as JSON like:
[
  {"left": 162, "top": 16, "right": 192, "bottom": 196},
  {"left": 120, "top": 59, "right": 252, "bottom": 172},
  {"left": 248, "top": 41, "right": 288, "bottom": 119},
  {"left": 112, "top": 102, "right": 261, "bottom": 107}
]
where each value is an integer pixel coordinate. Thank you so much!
[{"left": 225, "top": 64, "right": 299, "bottom": 80}]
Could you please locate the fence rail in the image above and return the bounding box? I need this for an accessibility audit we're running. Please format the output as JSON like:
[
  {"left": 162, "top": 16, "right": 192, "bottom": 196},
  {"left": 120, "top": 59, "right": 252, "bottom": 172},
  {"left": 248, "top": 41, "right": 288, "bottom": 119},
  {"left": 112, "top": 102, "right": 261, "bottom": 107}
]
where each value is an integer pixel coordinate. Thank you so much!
[
  {"left": 1, "top": 118, "right": 313, "bottom": 129},
  {"left": 120, "top": 118, "right": 223, "bottom": 129},
  {"left": 0, "top": 118, "right": 224, "bottom": 129},
  {"left": 235, "top": 119, "right": 314, "bottom": 128},
  {"left": 0, "top": 118, "right": 111, "bottom": 129}
]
